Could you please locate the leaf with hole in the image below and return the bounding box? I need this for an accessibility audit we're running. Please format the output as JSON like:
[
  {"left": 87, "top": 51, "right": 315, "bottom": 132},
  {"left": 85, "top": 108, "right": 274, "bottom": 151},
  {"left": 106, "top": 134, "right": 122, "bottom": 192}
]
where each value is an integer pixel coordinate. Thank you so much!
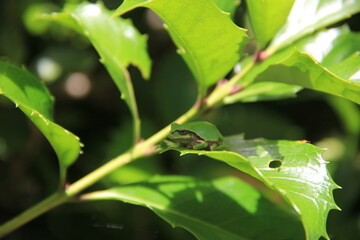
[
  {"left": 82, "top": 175, "right": 304, "bottom": 240},
  {"left": 114, "top": 0, "right": 248, "bottom": 95},
  {"left": 0, "top": 61, "right": 82, "bottom": 183},
  {"left": 160, "top": 135, "right": 340, "bottom": 240}
]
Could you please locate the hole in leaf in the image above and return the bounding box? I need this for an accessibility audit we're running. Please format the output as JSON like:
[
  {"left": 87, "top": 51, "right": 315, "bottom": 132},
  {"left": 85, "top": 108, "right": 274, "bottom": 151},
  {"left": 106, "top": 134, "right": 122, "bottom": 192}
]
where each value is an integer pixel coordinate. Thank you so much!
[{"left": 269, "top": 159, "right": 282, "bottom": 169}]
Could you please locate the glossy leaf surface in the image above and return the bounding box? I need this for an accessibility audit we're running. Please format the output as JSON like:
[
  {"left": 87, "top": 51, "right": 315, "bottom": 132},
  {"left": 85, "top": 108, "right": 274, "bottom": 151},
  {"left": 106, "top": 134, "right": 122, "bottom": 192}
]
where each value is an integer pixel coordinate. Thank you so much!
[
  {"left": 161, "top": 135, "right": 340, "bottom": 240},
  {"left": 249, "top": 48, "right": 360, "bottom": 104},
  {"left": 230, "top": 26, "right": 360, "bottom": 105},
  {"left": 268, "top": 0, "right": 360, "bottom": 53},
  {"left": 0, "top": 61, "right": 81, "bottom": 174},
  {"left": 44, "top": 3, "right": 151, "bottom": 141},
  {"left": 114, "top": 0, "right": 248, "bottom": 94},
  {"left": 294, "top": 25, "right": 360, "bottom": 67},
  {"left": 84, "top": 176, "right": 304, "bottom": 240}
]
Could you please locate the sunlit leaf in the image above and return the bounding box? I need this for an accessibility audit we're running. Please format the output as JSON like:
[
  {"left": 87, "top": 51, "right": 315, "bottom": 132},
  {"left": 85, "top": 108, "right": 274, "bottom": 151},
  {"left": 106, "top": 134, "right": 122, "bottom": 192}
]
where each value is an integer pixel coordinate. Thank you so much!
[
  {"left": 228, "top": 26, "right": 360, "bottom": 105},
  {"left": 245, "top": 0, "right": 295, "bottom": 48},
  {"left": 294, "top": 25, "right": 360, "bottom": 67},
  {"left": 251, "top": 48, "right": 360, "bottom": 104},
  {"left": 83, "top": 176, "right": 304, "bottom": 240},
  {"left": 268, "top": 0, "right": 360, "bottom": 53},
  {"left": 114, "top": 0, "right": 248, "bottom": 95},
  {"left": 43, "top": 3, "right": 152, "bottom": 141},
  {"left": 0, "top": 61, "right": 81, "bottom": 182},
  {"left": 160, "top": 135, "right": 340, "bottom": 240}
]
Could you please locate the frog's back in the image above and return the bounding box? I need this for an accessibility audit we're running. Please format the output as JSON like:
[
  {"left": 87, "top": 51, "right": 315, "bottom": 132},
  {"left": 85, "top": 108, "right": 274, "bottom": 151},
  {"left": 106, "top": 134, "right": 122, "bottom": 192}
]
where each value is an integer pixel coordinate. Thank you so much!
[{"left": 185, "top": 121, "right": 222, "bottom": 141}]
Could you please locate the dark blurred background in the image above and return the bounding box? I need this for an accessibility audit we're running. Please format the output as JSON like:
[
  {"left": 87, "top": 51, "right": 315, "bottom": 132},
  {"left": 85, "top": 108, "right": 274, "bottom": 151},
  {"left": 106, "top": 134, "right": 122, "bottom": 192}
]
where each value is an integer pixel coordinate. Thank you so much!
[{"left": 0, "top": 0, "right": 359, "bottom": 239}]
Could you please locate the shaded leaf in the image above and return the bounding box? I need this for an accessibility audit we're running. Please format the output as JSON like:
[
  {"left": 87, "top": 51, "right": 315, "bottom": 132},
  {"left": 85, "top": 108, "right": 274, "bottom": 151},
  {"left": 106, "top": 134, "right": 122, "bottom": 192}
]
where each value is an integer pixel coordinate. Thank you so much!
[
  {"left": 225, "top": 82, "right": 302, "bottom": 103},
  {"left": 245, "top": 0, "right": 295, "bottom": 48},
  {"left": 160, "top": 135, "right": 340, "bottom": 240},
  {"left": 83, "top": 176, "right": 304, "bottom": 240},
  {"left": 114, "top": 0, "right": 248, "bottom": 94},
  {"left": 268, "top": 0, "right": 360, "bottom": 53},
  {"left": 0, "top": 61, "right": 81, "bottom": 181}
]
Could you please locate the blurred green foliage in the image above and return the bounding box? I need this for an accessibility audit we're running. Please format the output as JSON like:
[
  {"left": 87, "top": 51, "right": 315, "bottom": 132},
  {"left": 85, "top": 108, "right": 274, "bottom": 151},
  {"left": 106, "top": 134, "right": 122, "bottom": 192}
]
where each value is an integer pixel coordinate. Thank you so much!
[{"left": 0, "top": 0, "right": 359, "bottom": 239}]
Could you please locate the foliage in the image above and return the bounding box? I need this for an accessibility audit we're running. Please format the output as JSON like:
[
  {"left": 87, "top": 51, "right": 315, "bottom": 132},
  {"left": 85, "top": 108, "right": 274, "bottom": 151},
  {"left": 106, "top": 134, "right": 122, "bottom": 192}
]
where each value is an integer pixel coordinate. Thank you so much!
[{"left": 0, "top": 0, "right": 359, "bottom": 239}]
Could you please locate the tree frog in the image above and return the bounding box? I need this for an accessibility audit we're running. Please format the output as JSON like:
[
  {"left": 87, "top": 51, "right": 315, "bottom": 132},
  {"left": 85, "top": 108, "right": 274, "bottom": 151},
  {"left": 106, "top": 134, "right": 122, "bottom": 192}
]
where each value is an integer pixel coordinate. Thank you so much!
[{"left": 168, "top": 121, "right": 227, "bottom": 151}]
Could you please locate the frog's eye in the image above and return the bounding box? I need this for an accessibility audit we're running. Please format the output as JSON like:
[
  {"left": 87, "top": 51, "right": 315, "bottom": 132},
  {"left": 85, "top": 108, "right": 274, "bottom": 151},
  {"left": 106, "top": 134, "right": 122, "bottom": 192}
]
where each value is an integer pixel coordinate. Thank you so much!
[{"left": 178, "top": 130, "right": 188, "bottom": 135}]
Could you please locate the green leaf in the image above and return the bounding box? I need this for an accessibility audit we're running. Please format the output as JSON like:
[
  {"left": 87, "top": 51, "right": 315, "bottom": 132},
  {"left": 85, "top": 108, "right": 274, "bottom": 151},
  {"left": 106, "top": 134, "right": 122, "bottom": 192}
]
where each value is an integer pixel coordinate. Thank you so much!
[
  {"left": 293, "top": 25, "right": 360, "bottom": 67},
  {"left": 43, "top": 3, "right": 151, "bottom": 141},
  {"left": 83, "top": 176, "right": 304, "bottom": 240},
  {"left": 213, "top": 0, "right": 241, "bottom": 16},
  {"left": 0, "top": 61, "right": 81, "bottom": 181},
  {"left": 322, "top": 30, "right": 360, "bottom": 68},
  {"left": 257, "top": 48, "right": 360, "bottom": 104},
  {"left": 329, "top": 53, "right": 360, "bottom": 82},
  {"left": 225, "top": 82, "right": 302, "bottom": 103},
  {"left": 245, "top": 0, "right": 295, "bottom": 48},
  {"left": 161, "top": 135, "right": 340, "bottom": 240},
  {"left": 114, "top": 0, "right": 248, "bottom": 94},
  {"left": 268, "top": 0, "right": 360, "bottom": 53},
  {"left": 228, "top": 26, "right": 360, "bottom": 105}
]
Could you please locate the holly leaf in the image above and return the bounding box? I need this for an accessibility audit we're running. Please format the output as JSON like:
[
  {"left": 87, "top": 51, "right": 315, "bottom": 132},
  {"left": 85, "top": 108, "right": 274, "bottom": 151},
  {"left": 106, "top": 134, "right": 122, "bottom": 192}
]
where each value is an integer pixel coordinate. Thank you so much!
[
  {"left": 43, "top": 3, "right": 151, "bottom": 141},
  {"left": 82, "top": 175, "right": 304, "bottom": 240},
  {"left": 231, "top": 25, "right": 360, "bottom": 105},
  {"left": 268, "top": 0, "right": 360, "bottom": 53},
  {"left": 0, "top": 61, "right": 82, "bottom": 183},
  {"left": 249, "top": 48, "right": 360, "bottom": 104},
  {"left": 160, "top": 135, "right": 340, "bottom": 240},
  {"left": 114, "top": 0, "right": 248, "bottom": 95}
]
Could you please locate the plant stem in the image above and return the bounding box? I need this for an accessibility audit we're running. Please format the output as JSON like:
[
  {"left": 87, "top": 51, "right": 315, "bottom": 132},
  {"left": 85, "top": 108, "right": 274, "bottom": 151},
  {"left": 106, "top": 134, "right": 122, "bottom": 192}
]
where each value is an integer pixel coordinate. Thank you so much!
[
  {"left": 206, "top": 59, "right": 255, "bottom": 108},
  {"left": 0, "top": 61, "right": 255, "bottom": 237},
  {"left": 0, "top": 105, "right": 199, "bottom": 237}
]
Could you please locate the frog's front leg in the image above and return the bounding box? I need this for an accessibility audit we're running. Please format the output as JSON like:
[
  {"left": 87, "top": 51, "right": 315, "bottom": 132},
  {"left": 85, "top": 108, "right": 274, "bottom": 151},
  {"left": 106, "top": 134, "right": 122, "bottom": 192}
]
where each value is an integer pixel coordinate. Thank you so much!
[
  {"left": 192, "top": 141, "right": 208, "bottom": 150},
  {"left": 211, "top": 144, "right": 228, "bottom": 151}
]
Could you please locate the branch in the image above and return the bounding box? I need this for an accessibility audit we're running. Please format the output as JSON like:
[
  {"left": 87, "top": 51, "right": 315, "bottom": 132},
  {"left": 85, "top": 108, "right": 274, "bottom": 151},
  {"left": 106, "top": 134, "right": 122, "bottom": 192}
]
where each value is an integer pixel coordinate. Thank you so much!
[{"left": 0, "top": 61, "right": 255, "bottom": 237}]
